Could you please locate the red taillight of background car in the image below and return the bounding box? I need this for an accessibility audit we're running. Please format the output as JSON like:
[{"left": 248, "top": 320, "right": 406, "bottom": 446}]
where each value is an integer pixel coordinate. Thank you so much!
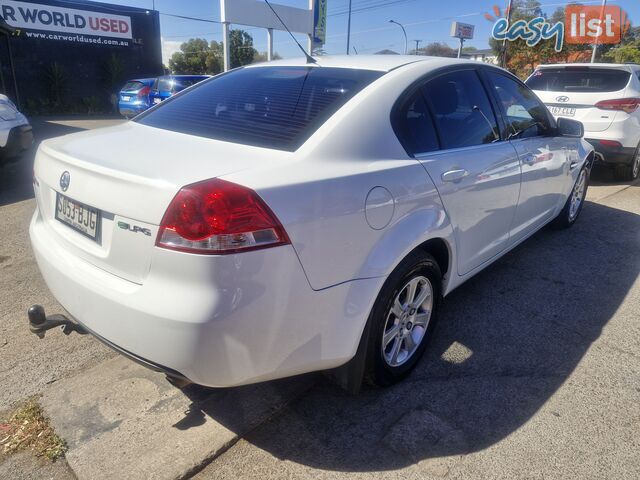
[
  {"left": 595, "top": 98, "right": 640, "bottom": 114},
  {"left": 156, "top": 178, "right": 290, "bottom": 254},
  {"left": 137, "top": 86, "right": 151, "bottom": 98}
]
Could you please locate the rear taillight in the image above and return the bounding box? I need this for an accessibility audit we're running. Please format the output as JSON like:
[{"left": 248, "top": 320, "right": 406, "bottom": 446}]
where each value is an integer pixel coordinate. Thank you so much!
[
  {"left": 156, "top": 179, "right": 289, "bottom": 254},
  {"left": 137, "top": 86, "right": 151, "bottom": 98},
  {"left": 599, "top": 139, "right": 623, "bottom": 149},
  {"left": 595, "top": 98, "right": 640, "bottom": 114}
]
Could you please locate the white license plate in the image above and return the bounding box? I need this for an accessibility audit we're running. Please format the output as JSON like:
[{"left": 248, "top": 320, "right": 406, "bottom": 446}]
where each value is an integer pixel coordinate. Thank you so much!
[
  {"left": 55, "top": 193, "right": 100, "bottom": 241},
  {"left": 550, "top": 106, "right": 576, "bottom": 117},
  {"left": 122, "top": 95, "right": 131, "bottom": 101},
  {"left": 153, "top": 97, "right": 162, "bottom": 104}
]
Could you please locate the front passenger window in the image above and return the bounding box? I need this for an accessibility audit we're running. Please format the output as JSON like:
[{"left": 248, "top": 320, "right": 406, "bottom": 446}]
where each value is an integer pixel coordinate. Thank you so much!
[{"left": 487, "top": 71, "right": 553, "bottom": 139}]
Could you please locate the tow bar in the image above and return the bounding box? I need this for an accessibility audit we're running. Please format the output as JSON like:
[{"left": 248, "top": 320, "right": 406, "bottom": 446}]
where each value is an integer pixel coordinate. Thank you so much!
[{"left": 27, "top": 305, "right": 87, "bottom": 338}]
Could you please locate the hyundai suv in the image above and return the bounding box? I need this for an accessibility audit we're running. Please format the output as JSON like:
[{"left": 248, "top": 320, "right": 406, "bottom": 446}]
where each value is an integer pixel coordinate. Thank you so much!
[{"left": 527, "top": 63, "right": 640, "bottom": 180}]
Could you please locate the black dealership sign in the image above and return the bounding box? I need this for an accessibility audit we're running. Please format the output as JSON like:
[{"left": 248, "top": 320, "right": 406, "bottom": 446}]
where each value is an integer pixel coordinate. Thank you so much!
[{"left": 0, "top": 0, "right": 162, "bottom": 109}]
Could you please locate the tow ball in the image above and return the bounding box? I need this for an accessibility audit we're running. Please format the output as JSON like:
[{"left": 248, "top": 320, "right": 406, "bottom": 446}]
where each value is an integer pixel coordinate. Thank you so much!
[{"left": 27, "top": 305, "right": 87, "bottom": 339}]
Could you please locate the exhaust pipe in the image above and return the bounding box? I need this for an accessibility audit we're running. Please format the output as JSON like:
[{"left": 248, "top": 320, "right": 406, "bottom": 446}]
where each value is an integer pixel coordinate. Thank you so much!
[{"left": 28, "top": 305, "right": 87, "bottom": 338}]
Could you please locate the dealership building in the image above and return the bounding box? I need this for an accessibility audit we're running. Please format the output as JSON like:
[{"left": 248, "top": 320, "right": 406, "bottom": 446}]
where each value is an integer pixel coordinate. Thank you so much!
[{"left": 0, "top": 0, "right": 162, "bottom": 111}]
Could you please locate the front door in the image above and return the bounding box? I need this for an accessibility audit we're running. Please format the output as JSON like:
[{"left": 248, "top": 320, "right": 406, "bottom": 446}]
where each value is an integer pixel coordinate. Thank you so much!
[
  {"left": 416, "top": 69, "right": 522, "bottom": 275},
  {"left": 485, "top": 70, "right": 575, "bottom": 242}
]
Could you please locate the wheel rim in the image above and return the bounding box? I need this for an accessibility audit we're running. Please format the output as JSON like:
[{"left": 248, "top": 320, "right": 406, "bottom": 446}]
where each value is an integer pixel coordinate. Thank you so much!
[
  {"left": 569, "top": 170, "right": 587, "bottom": 220},
  {"left": 633, "top": 150, "right": 640, "bottom": 179},
  {"left": 382, "top": 275, "right": 433, "bottom": 367}
]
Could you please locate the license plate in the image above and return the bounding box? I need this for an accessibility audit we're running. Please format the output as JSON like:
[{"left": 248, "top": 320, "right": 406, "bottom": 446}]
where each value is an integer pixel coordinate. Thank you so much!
[
  {"left": 122, "top": 95, "right": 131, "bottom": 101},
  {"left": 55, "top": 193, "right": 101, "bottom": 241},
  {"left": 550, "top": 106, "right": 576, "bottom": 117},
  {"left": 153, "top": 97, "right": 162, "bottom": 104}
]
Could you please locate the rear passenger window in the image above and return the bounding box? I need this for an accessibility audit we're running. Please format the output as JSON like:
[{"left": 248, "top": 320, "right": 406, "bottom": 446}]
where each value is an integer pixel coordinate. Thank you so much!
[
  {"left": 422, "top": 70, "right": 499, "bottom": 149},
  {"left": 395, "top": 91, "right": 439, "bottom": 155}
]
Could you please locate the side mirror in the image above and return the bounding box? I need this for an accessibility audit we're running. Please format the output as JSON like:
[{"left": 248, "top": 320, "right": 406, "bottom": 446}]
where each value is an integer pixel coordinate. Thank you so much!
[{"left": 557, "top": 117, "right": 584, "bottom": 138}]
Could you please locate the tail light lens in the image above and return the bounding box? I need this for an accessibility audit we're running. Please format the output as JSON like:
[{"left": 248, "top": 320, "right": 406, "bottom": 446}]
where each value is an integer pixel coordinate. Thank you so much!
[
  {"left": 599, "top": 139, "right": 622, "bottom": 149},
  {"left": 137, "top": 86, "right": 151, "bottom": 98},
  {"left": 156, "top": 178, "right": 289, "bottom": 254},
  {"left": 595, "top": 98, "right": 640, "bottom": 114}
]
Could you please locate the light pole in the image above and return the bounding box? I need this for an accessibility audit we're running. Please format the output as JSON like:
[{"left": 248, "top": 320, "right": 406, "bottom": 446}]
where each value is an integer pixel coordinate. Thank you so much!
[
  {"left": 346, "top": 0, "right": 353, "bottom": 54},
  {"left": 389, "top": 19, "right": 407, "bottom": 55},
  {"left": 591, "top": 0, "right": 607, "bottom": 63}
]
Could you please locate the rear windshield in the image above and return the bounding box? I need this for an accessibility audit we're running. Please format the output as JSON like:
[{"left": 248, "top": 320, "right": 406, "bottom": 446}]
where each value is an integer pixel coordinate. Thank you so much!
[
  {"left": 136, "top": 66, "right": 383, "bottom": 151},
  {"left": 122, "top": 81, "right": 144, "bottom": 92},
  {"left": 526, "top": 68, "right": 631, "bottom": 93}
]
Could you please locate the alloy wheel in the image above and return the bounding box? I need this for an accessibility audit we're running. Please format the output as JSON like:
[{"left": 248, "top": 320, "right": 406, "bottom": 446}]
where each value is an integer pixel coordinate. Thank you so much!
[
  {"left": 382, "top": 275, "right": 433, "bottom": 367},
  {"left": 569, "top": 169, "right": 587, "bottom": 221}
]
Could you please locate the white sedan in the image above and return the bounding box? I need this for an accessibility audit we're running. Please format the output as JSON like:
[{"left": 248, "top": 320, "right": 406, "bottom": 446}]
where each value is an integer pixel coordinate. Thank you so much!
[{"left": 29, "top": 56, "right": 593, "bottom": 390}]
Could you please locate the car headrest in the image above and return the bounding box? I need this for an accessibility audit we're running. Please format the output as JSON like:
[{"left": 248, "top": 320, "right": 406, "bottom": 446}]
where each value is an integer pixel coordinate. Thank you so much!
[{"left": 428, "top": 81, "right": 459, "bottom": 115}]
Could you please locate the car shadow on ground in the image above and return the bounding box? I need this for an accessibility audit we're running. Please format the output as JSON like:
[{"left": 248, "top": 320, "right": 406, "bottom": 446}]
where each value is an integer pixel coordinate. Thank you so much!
[{"left": 176, "top": 199, "right": 639, "bottom": 472}]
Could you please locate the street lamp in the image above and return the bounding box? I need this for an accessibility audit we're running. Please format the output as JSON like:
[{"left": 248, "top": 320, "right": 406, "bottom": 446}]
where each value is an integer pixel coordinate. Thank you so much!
[{"left": 389, "top": 19, "right": 408, "bottom": 55}]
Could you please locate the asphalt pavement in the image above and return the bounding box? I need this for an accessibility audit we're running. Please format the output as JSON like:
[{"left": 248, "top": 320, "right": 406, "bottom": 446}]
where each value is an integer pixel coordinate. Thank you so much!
[{"left": 0, "top": 117, "right": 638, "bottom": 479}]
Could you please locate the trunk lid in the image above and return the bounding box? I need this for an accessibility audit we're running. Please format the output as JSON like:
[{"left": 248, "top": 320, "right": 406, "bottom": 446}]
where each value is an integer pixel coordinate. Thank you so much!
[{"left": 34, "top": 122, "right": 288, "bottom": 284}]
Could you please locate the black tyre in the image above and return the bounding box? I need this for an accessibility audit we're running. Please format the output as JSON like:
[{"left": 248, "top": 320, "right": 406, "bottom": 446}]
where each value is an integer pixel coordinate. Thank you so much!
[
  {"left": 365, "top": 251, "right": 442, "bottom": 387},
  {"left": 614, "top": 146, "right": 640, "bottom": 181},
  {"left": 550, "top": 166, "right": 589, "bottom": 230}
]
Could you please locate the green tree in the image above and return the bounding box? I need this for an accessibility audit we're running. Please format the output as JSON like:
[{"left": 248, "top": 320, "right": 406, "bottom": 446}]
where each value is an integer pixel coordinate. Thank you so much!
[
  {"left": 169, "top": 38, "right": 214, "bottom": 74},
  {"left": 169, "top": 30, "right": 257, "bottom": 74},
  {"left": 229, "top": 30, "right": 257, "bottom": 68},
  {"left": 415, "top": 42, "right": 457, "bottom": 57},
  {"left": 602, "top": 27, "right": 640, "bottom": 63},
  {"left": 489, "top": 0, "right": 590, "bottom": 79}
]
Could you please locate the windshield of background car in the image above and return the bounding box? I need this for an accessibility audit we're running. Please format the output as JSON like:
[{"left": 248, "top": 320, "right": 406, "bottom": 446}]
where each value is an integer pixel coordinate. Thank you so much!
[
  {"left": 136, "top": 66, "right": 383, "bottom": 151},
  {"left": 526, "top": 68, "right": 631, "bottom": 93}
]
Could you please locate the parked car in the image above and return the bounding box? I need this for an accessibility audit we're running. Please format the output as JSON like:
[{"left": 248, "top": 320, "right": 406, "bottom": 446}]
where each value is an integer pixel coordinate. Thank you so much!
[
  {"left": 29, "top": 56, "right": 593, "bottom": 391},
  {"left": 0, "top": 94, "right": 33, "bottom": 164},
  {"left": 526, "top": 63, "right": 640, "bottom": 180},
  {"left": 118, "top": 78, "right": 156, "bottom": 118},
  {"left": 149, "top": 75, "right": 210, "bottom": 105}
]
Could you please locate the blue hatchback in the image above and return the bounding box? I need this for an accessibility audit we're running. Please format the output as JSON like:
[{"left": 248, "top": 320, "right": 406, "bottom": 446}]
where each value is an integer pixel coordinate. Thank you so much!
[
  {"left": 149, "top": 75, "right": 210, "bottom": 106},
  {"left": 118, "top": 78, "right": 156, "bottom": 118}
]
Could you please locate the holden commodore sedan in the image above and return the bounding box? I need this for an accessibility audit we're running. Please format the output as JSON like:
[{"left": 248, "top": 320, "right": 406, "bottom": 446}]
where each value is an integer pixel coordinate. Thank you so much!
[{"left": 29, "top": 56, "right": 593, "bottom": 390}]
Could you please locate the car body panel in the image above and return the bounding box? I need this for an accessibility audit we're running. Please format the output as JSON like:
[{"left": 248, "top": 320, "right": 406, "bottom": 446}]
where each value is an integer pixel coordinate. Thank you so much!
[
  {"left": 30, "top": 56, "right": 593, "bottom": 387},
  {"left": 118, "top": 78, "right": 155, "bottom": 118},
  {"left": 149, "top": 75, "right": 210, "bottom": 105}
]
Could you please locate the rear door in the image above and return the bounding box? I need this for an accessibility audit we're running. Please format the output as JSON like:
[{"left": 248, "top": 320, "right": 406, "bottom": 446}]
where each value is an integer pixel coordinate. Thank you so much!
[
  {"left": 414, "top": 68, "right": 522, "bottom": 275},
  {"left": 526, "top": 66, "right": 632, "bottom": 132},
  {"left": 487, "top": 69, "right": 576, "bottom": 241}
]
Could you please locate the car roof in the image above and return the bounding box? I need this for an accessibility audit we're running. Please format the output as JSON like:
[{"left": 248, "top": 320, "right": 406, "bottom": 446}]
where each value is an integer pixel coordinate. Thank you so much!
[
  {"left": 247, "top": 54, "right": 485, "bottom": 72},
  {"left": 536, "top": 63, "right": 636, "bottom": 71}
]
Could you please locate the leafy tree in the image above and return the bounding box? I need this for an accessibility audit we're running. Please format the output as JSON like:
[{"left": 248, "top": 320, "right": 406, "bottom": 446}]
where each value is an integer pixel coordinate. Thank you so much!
[
  {"left": 415, "top": 42, "right": 457, "bottom": 57},
  {"left": 602, "top": 27, "right": 640, "bottom": 63},
  {"left": 229, "top": 29, "right": 257, "bottom": 68},
  {"left": 489, "top": 0, "right": 590, "bottom": 79},
  {"left": 168, "top": 30, "right": 257, "bottom": 74},
  {"left": 252, "top": 51, "right": 282, "bottom": 63}
]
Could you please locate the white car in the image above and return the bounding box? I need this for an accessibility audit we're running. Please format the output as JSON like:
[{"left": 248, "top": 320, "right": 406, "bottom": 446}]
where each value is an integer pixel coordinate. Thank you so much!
[
  {"left": 28, "top": 56, "right": 593, "bottom": 390},
  {"left": 0, "top": 94, "right": 33, "bottom": 164},
  {"left": 526, "top": 63, "right": 640, "bottom": 180}
]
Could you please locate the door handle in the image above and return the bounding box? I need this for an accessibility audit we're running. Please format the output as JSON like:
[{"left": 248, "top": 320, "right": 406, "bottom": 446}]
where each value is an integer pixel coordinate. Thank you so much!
[
  {"left": 441, "top": 169, "right": 469, "bottom": 183},
  {"left": 569, "top": 161, "right": 579, "bottom": 170}
]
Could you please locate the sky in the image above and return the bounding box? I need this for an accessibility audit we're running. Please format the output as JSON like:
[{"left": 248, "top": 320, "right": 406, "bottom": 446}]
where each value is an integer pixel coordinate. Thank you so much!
[{"left": 81, "top": 0, "right": 640, "bottom": 63}]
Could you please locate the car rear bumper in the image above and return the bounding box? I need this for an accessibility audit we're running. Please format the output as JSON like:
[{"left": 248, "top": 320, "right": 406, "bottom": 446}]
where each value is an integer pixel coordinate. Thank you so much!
[
  {"left": 585, "top": 139, "right": 636, "bottom": 165},
  {"left": 29, "top": 208, "right": 381, "bottom": 387},
  {"left": 118, "top": 102, "right": 148, "bottom": 118},
  {"left": 0, "top": 124, "right": 33, "bottom": 161}
]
